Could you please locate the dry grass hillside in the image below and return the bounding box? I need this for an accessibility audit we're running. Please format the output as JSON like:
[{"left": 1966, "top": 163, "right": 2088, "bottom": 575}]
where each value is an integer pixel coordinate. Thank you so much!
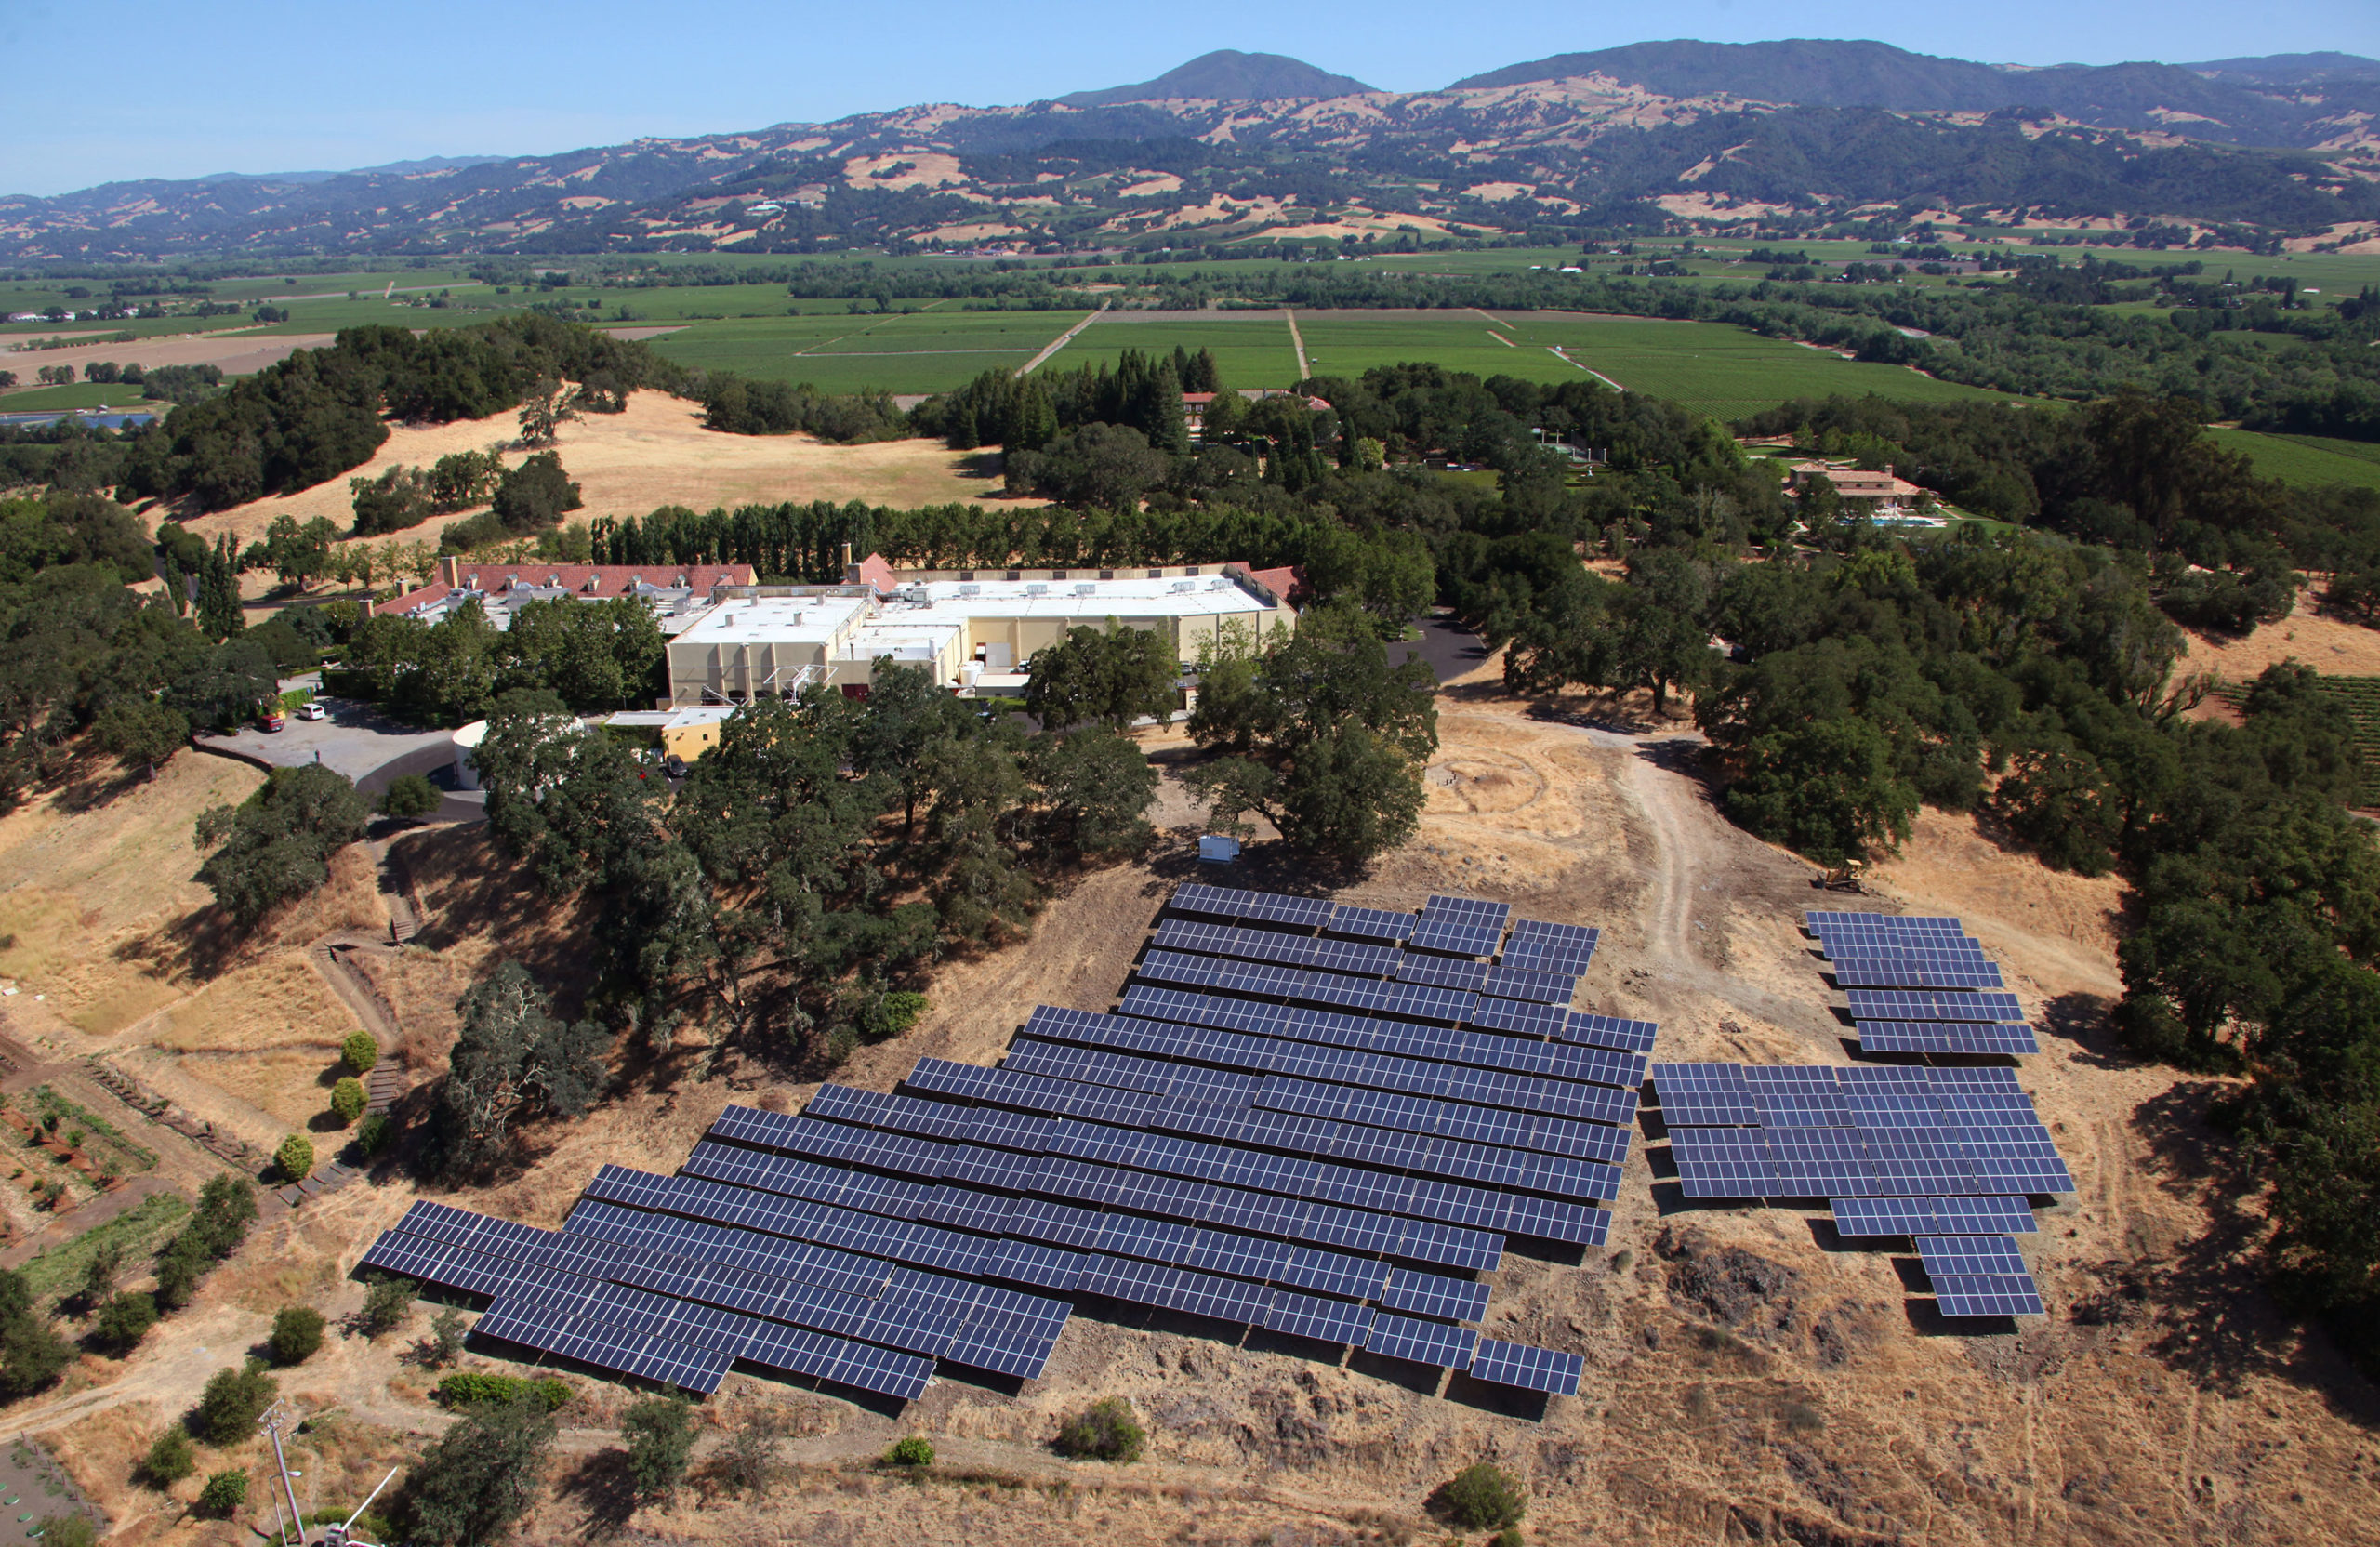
[
  {"left": 0, "top": 655, "right": 2372, "bottom": 1547},
  {"left": 164, "top": 390, "right": 1030, "bottom": 555}
]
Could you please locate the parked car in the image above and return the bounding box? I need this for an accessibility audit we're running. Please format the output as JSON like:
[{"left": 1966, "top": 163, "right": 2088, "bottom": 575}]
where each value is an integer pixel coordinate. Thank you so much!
[
  {"left": 297, "top": 701, "right": 327, "bottom": 721},
  {"left": 259, "top": 711, "right": 287, "bottom": 732}
]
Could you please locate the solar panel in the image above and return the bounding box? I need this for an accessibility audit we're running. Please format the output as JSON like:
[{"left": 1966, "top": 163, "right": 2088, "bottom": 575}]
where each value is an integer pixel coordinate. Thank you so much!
[
  {"left": 1465, "top": 1338, "right": 1584, "bottom": 1395},
  {"left": 1407, "top": 920, "right": 1506, "bottom": 958},
  {"left": 1857, "top": 1021, "right": 2040, "bottom": 1055},
  {"left": 1378, "top": 1267, "right": 1491, "bottom": 1323},
  {"left": 1168, "top": 882, "right": 1249, "bottom": 919},
  {"left": 1830, "top": 961, "right": 2006, "bottom": 990},
  {"left": 1238, "top": 891, "right": 1333, "bottom": 929},
  {"left": 1327, "top": 905, "right": 1417, "bottom": 943},
  {"left": 1263, "top": 1290, "right": 1375, "bottom": 1344},
  {"left": 1395, "top": 955, "right": 1489, "bottom": 992},
  {"left": 475, "top": 1299, "right": 735, "bottom": 1395},
  {"left": 1915, "top": 1235, "right": 2030, "bottom": 1277},
  {"left": 1932, "top": 1277, "right": 2046, "bottom": 1316},
  {"left": 1508, "top": 919, "right": 1599, "bottom": 948},
  {"left": 1806, "top": 912, "right": 1966, "bottom": 935},
  {"left": 1844, "top": 989, "right": 2026, "bottom": 1023},
  {"left": 1495, "top": 939, "right": 1597, "bottom": 976},
  {"left": 1363, "top": 1310, "right": 1480, "bottom": 1368},
  {"left": 1477, "top": 963, "right": 1580, "bottom": 1004}
]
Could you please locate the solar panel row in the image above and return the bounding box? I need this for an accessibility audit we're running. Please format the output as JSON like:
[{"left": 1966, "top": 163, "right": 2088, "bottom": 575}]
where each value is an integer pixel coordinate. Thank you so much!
[
  {"left": 1830, "top": 961, "right": 2008, "bottom": 990},
  {"left": 1113, "top": 987, "right": 1649, "bottom": 1115},
  {"left": 1015, "top": 1008, "right": 1632, "bottom": 1162},
  {"left": 711, "top": 1102, "right": 1516, "bottom": 1268},
  {"left": 1843, "top": 988, "right": 2028, "bottom": 1023},
  {"left": 1138, "top": 948, "right": 1481, "bottom": 1025},
  {"left": 1828, "top": 1196, "right": 2040, "bottom": 1236},
  {"left": 1855, "top": 1021, "right": 2041, "bottom": 1056},
  {"left": 358, "top": 1219, "right": 943, "bottom": 1400},
  {"left": 894, "top": 1060, "right": 1617, "bottom": 1249},
  {"left": 1805, "top": 912, "right": 1967, "bottom": 934}
]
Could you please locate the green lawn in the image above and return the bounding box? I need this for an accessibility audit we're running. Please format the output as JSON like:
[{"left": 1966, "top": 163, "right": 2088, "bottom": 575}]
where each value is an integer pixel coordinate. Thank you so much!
[
  {"left": 2212, "top": 429, "right": 2380, "bottom": 491},
  {"left": 0, "top": 382, "right": 157, "bottom": 411}
]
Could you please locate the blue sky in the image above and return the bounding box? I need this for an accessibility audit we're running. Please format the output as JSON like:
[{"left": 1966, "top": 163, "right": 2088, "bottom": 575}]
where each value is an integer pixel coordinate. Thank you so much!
[{"left": 6, "top": 0, "right": 2376, "bottom": 196}]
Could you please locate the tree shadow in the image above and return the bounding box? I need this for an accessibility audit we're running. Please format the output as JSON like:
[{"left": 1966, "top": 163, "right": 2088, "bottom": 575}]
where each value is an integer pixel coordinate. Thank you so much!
[
  {"left": 2038, "top": 990, "right": 2135, "bottom": 1071},
  {"left": 2122, "top": 1081, "right": 2380, "bottom": 1425},
  {"left": 554, "top": 1447, "right": 639, "bottom": 1536}
]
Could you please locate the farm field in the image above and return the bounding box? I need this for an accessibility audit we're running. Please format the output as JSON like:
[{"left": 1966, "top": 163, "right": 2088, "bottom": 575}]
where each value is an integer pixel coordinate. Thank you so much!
[
  {"left": 0, "top": 381, "right": 153, "bottom": 411},
  {"left": 2212, "top": 429, "right": 2380, "bottom": 491},
  {"left": 653, "top": 307, "right": 1085, "bottom": 393},
  {"left": 1041, "top": 311, "right": 1304, "bottom": 386}
]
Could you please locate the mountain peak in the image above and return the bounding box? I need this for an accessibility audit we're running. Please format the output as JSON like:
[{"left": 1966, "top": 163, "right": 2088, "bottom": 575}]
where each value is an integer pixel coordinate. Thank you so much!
[{"left": 1055, "top": 50, "right": 1373, "bottom": 108}]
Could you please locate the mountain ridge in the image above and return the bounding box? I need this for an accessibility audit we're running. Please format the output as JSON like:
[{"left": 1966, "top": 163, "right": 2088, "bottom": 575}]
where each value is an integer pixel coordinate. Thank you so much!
[{"left": 3, "top": 43, "right": 2375, "bottom": 260}]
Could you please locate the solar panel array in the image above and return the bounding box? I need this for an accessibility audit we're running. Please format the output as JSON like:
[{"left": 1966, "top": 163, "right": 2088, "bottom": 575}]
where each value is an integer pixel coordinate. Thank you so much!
[
  {"left": 1652, "top": 1059, "right": 2065, "bottom": 1316},
  {"left": 1811, "top": 913, "right": 2037, "bottom": 1055},
  {"left": 358, "top": 886, "right": 1623, "bottom": 1403}
]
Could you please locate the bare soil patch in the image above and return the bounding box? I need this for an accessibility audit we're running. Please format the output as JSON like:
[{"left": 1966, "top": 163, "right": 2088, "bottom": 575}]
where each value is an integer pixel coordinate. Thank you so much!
[{"left": 0, "top": 332, "right": 331, "bottom": 391}]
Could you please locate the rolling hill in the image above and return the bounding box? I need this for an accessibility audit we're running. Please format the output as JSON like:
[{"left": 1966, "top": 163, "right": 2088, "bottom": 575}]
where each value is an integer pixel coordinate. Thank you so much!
[{"left": 1, "top": 43, "right": 2375, "bottom": 260}]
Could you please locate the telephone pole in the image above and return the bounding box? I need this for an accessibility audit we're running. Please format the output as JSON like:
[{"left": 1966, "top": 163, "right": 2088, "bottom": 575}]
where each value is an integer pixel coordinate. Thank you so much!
[{"left": 258, "top": 1402, "right": 309, "bottom": 1547}]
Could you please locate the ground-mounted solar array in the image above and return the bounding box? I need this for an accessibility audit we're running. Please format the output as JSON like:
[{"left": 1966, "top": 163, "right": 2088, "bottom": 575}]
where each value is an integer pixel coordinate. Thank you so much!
[
  {"left": 359, "top": 888, "right": 1637, "bottom": 1405},
  {"left": 1644, "top": 912, "right": 2071, "bottom": 1321},
  {"left": 1808, "top": 910, "right": 2040, "bottom": 1056}
]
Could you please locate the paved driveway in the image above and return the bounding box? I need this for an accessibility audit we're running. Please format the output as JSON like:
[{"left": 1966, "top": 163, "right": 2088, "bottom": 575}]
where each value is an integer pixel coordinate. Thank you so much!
[{"left": 197, "top": 679, "right": 484, "bottom": 822}]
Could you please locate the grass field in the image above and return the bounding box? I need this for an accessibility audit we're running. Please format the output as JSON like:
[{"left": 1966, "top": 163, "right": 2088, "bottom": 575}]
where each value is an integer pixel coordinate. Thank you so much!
[
  {"left": 0, "top": 382, "right": 154, "bottom": 411},
  {"left": 2212, "top": 429, "right": 2380, "bottom": 491}
]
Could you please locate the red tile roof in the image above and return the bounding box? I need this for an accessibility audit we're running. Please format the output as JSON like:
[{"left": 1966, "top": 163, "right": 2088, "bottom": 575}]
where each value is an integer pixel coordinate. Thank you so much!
[{"left": 376, "top": 562, "right": 756, "bottom": 615}]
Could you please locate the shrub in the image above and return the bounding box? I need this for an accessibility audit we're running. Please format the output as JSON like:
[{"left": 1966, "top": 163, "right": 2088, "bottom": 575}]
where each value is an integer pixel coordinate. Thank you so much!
[
  {"left": 434, "top": 1371, "right": 572, "bottom": 1410},
  {"left": 1051, "top": 1397, "right": 1144, "bottom": 1462},
  {"left": 1437, "top": 1463, "right": 1527, "bottom": 1531},
  {"left": 141, "top": 1426, "right": 194, "bottom": 1485},
  {"left": 621, "top": 1396, "right": 695, "bottom": 1499},
  {"left": 38, "top": 1515, "right": 95, "bottom": 1547},
  {"left": 356, "top": 1111, "right": 393, "bottom": 1157},
  {"left": 197, "top": 1468, "right": 248, "bottom": 1514},
  {"left": 427, "top": 1306, "right": 467, "bottom": 1367},
  {"left": 341, "top": 1030, "right": 380, "bottom": 1073},
  {"left": 377, "top": 774, "right": 441, "bottom": 820},
  {"left": 1490, "top": 1530, "right": 1525, "bottom": 1547},
  {"left": 90, "top": 1290, "right": 157, "bottom": 1352},
  {"left": 192, "top": 1363, "right": 277, "bottom": 1445},
  {"left": 330, "top": 1078, "right": 366, "bottom": 1125},
  {"left": 358, "top": 1274, "right": 413, "bottom": 1336},
  {"left": 274, "top": 1133, "right": 313, "bottom": 1181},
  {"left": 268, "top": 1305, "right": 325, "bottom": 1365},
  {"left": 885, "top": 1434, "right": 933, "bottom": 1467}
]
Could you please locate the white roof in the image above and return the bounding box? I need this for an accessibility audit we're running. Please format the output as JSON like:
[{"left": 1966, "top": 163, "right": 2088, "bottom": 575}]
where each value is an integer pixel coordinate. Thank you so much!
[
  {"left": 843, "top": 617, "right": 964, "bottom": 663},
  {"left": 886, "top": 575, "right": 1272, "bottom": 622},
  {"left": 673, "top": 594, "right": 868, "bottom": 646}
]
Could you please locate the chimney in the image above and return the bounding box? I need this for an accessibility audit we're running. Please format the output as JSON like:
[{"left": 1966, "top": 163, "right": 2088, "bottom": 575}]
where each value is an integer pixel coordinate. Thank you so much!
[{"left": 437, "top": 555, "right": 461, "bottom": 588}]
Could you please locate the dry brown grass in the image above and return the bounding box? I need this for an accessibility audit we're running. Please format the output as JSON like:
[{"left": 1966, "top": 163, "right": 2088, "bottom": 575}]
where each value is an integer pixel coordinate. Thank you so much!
[
  {"left": 169, "top": 390, "right": 1031, "bottom": 553},
  {"left": 2178, "top": 583, "right": 2380, "bottom": 681}
]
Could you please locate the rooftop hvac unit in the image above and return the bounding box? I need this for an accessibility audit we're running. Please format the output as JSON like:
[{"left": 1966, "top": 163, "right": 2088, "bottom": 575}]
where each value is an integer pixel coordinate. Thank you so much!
[
  {"left": 1025, "top": 583, "right": 1049, "bottom": 596},
  {"left": 1208, "top": 577, "right": 1229, "bottom": 589},
  {"left": 956, "top": 583, "right": 981, "bottom": 598},
  {"left": 1170, "top": 580, "right": 1195, "bottom": 594},
  {"left": 1073, "top": 583, "right": 1096, "bottom": 596}
]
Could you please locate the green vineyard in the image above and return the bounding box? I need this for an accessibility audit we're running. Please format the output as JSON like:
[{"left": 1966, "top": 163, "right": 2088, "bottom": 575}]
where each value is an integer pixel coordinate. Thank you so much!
[{"left": 2215, "top": 674, "right": 2380, "bottom": 806}]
